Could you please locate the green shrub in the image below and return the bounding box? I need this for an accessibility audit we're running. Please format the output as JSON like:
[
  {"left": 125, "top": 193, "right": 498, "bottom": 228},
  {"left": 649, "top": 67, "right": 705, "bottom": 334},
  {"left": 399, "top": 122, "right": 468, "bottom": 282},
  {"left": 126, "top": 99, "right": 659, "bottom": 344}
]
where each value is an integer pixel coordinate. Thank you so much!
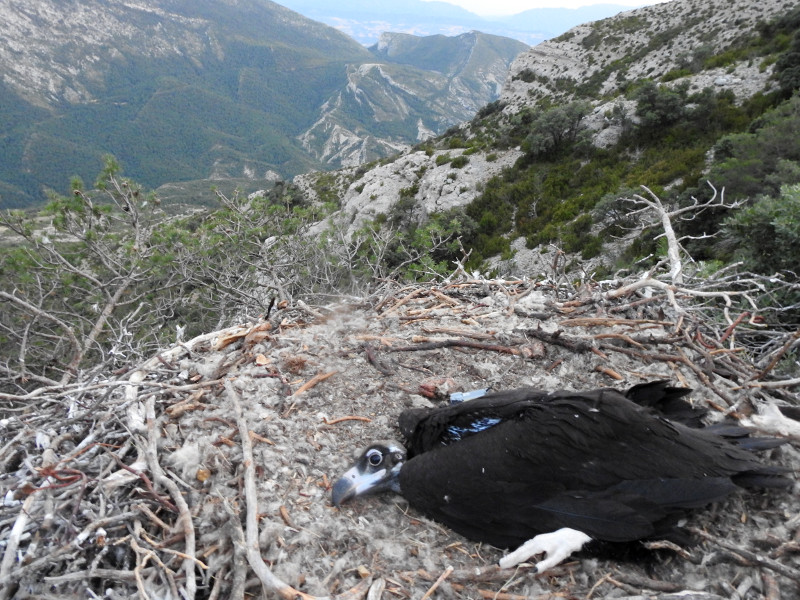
[
  {"left": 399, "top": 183, "right": 419, "bottom": 198},
  {"left": 721, "top": 184, "right": 800, "bottom": 273},
  {"left": 448, "top": 137, "right": 467, "bottom": 149},
  {"left": 661, "top": 68, "right": 692, "bottom": 82},
  {"left": 450, "top": 155, "right": 470, "bottom": 169},
  {"left": 513, "top": 69, "right": 538, "bottom": 83},
  {"left": 581, "top": 235, "right": 603, "bottom": 259}
]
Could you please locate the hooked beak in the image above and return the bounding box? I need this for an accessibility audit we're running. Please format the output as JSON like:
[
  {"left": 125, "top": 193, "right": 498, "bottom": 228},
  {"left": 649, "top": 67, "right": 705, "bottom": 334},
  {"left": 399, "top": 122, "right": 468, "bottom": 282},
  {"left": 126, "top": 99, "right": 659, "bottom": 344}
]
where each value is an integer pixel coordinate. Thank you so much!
[
  {"left": 331, "top": 442, "right": 406, "bottom": 507},
  {"left": 331, "top": 464, "right": 389, "bottom": 507}
]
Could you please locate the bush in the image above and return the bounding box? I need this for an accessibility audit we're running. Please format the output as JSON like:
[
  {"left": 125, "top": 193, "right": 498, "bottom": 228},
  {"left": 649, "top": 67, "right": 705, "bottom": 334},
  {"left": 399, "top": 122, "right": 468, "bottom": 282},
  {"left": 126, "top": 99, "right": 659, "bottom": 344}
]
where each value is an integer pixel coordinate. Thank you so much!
[
  {"left": 661, "top": 68, "right": 692, "bottom": 82},
  {"left": 450, "top": 155, "right": 470, "bottom": 169},
  {"left": 720, "top": 184, "right": 800, "bottom": 273},
  {"left": 633, "top": 81, "right": 687, "bottom": 132},
  {"left": 448, "top": 137, "right": 467, "bottom": 149},
  {"left": 522, "top": 101, "right": 592, "bottom": 159},
  {"left": 581, "top": 235, "right": 603, "bottom": 259}
]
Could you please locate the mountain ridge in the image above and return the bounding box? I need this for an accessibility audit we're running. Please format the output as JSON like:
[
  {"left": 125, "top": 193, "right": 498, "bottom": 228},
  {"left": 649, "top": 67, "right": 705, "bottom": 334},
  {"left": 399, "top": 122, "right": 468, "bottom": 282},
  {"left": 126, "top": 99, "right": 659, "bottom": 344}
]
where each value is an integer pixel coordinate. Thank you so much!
[
  {"left": 292, "top": 0, "right": 799, "bottom": 274},
  {"left": 0, "top": 0, "right": 526, "bottom": 207},
  {"left": 277, "top": 0, "right": 647, "bottom": 45}
]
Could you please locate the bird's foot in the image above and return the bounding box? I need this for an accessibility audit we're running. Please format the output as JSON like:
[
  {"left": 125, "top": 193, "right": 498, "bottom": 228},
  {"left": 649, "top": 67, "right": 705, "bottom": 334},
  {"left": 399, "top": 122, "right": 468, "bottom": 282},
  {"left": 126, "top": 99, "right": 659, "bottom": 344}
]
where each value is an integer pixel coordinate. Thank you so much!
[{"left": 499, "top": 528, "right": 592, "bottom": 572}]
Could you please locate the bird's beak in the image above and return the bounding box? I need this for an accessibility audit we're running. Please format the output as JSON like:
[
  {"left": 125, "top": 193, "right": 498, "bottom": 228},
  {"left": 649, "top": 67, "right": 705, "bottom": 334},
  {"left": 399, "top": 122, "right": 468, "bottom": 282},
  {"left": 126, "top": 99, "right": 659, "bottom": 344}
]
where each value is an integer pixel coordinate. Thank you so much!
[{"left": 331, "top": 464, "right": 388, "bottom": 507}]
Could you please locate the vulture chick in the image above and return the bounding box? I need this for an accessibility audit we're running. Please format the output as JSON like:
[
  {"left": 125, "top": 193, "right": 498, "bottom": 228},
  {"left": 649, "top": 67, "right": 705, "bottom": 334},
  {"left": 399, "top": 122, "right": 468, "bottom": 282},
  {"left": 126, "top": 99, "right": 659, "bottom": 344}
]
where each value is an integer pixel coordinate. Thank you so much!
[{"left": 332, "top": 381, "right": 791, "bottom": 571}]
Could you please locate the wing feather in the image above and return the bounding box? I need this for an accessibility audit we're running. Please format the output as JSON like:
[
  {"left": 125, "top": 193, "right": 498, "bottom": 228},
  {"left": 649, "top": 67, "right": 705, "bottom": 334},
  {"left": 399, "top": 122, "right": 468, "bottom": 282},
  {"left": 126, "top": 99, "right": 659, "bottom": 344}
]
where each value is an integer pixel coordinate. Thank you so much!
[{"left": 398, "top": 389, "right": 788, "bottom": 549}]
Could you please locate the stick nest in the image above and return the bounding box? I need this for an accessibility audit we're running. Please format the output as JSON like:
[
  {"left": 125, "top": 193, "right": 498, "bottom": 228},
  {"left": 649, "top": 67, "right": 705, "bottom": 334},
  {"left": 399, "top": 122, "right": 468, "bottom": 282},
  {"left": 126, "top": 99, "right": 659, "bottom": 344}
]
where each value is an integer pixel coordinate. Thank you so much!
[{"left": 1, "top": 275, "right": 799, "bottom": 600}]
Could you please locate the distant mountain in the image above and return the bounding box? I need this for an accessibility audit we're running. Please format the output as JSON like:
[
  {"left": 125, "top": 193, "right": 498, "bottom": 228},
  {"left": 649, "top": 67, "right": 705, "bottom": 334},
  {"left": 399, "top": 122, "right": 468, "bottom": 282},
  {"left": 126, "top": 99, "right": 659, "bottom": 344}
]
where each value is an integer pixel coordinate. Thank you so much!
[
  {"left": 0, "top": 0, "right": 526, "bottom": 207},
  {"left": 292, "top": 0, "right": 797, "bottom": 274},
  {"left": 297, "top": 31, "right": 526, "bottom": 166},
  {"left": 277, "top": 0, "right": 646, "bottom": 45}
]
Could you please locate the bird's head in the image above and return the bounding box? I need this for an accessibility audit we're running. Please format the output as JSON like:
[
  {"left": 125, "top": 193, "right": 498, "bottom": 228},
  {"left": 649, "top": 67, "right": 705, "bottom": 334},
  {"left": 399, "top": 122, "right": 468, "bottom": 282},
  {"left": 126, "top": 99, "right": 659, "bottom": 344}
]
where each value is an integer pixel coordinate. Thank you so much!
[{"left": 331, "top": 441, "right": 406, "bottom": 507}]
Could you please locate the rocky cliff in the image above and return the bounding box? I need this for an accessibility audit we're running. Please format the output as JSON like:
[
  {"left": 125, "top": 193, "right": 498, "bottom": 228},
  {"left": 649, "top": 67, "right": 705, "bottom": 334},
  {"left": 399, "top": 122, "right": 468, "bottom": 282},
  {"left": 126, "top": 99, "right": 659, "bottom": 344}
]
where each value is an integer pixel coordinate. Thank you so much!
[
  {"left": 501, "top": 0, "right": 790, "bottom": 110},
  {"left": 298, "top": 31, "right": 527, "bottom": 167}
]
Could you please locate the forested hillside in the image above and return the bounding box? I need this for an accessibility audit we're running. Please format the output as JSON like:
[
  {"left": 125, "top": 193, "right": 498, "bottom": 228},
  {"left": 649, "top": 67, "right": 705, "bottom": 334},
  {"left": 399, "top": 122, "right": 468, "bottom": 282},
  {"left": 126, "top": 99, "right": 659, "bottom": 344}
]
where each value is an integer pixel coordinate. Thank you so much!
[{"left": 0, "top": 0, "right": 525, "bottom": 207}]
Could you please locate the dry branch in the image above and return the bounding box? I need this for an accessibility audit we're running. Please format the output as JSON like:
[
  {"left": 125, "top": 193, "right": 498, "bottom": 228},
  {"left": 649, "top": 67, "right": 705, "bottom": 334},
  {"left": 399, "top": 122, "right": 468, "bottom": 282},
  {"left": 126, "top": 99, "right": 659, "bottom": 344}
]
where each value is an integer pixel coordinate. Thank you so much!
[
  {"left": 228, "top": 380, "right": 369, "bottom": 600},
  {"left": 389, "top": 337, "right": 536, "bottom": 357},
  {"left": 520, "top": 326, "right": 594, "bottom": 352},
  {"left": 689, "top": 527, "right": 800, "bottom": 583},
  {"left": 292, "top": 370, "right": 338, "bottom": 396},
  {"left": 419, "top": 565, "right": 453, "bottom": 599},
  {"left": 143, "top": 396, "right": 198, "bottom": 599},
  {"left": 0, "top": 495, "right": 36, "bottom": 600}
]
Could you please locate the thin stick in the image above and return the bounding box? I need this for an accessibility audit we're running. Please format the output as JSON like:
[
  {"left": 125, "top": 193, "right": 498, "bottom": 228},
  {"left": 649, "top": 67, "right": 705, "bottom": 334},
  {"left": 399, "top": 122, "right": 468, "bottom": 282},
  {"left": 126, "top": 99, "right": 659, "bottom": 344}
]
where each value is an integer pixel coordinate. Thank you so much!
[
  {"left": 224, "top": 500, "right": 248, "bottom": 600},
  {"left": 390, "top": 338, "right": 525, "bottom": 356},
  {"left": 595, "top": 365, "right": 624, "bottom": 380},
  {"left": 745, "top": 377, "right": 800, "bottom": 389},
  {"left": 0, "top": 495, "right": 36, "bottom": 600},
  {"left": 323, "top": 416, "right": 372, "bottom": 425},
  {"left": 144, "top": 397, "right": 197, "bottom": 599},
  {"left": 230, "top": 380, "right": 309, "bottom": 598},
  {"left": 292, "top": 371, "right": 338, "bottom": 397},
  {"left": 42, "top": 568, "right": 141, "bottom": 583},
  {"left": 430, "top": 290, "right": 461, "bottom": 306},
  {"left": 380, "top": 288, "right": 426, "bottom": 316},
  {"left": 761, "top": 571, "right": 781, "bottom": 600},
  {"left": 421, "top": 327, "right": 496, "bottom": 340},
  {"left": 689, "top": 527, "right": 800, "bottom": 583},
  {"left": 521, "top": 327, "right": 594, "bottom": 353},
  {"left": 754, "top": 330, "right": 800, "bottom": 380},
  {"left": 228, "top": 381, "right": 369, "bottom": 600},
  {"left": 364, "top": 343, "right": 394, "bottom": 376},
  {"left": 448, "top": 582, "right": 540, "bottom": 600},
  {"left": 420, "top": 565, "right": 454, "bottom": 600}
]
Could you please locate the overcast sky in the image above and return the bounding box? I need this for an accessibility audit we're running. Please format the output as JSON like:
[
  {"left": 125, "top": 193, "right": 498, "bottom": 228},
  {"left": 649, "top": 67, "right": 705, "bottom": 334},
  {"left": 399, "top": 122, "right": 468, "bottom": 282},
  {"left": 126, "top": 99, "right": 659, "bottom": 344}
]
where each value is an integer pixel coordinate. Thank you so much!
[{"left": 421, "top": 0, "right": 670, "bottom": 16}]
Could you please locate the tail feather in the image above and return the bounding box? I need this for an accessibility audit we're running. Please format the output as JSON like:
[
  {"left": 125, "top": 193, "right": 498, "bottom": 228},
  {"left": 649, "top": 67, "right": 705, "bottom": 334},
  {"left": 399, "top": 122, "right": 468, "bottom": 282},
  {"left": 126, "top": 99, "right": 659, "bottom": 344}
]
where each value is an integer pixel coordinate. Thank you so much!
[
  {"left": 625, "top": 380, "right": 706, "bottom": 427},
  {"left": 733, "top": 468, "right": 794, "bottom": 489}
]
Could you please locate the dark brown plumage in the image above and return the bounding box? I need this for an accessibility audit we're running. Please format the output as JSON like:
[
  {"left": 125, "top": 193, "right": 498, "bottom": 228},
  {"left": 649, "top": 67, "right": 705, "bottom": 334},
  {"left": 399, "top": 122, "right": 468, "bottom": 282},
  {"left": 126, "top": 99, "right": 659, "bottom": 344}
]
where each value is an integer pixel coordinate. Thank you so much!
[{"left": 333, "top": 381, "right": 791, "bottom": 569}]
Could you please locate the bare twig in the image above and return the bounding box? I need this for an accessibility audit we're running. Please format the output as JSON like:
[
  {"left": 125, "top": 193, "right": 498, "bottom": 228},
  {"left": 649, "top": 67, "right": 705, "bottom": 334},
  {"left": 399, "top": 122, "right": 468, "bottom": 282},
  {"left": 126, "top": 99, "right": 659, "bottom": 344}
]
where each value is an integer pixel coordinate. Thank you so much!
[
  {"left": 754, "top": 330, "right": 800, "bottom": 381},
  {"left": 624, "top": 183, "right": 741, "bottom": 285},
  {"left": 228, "top": 380, "right": 369, "bottom": 600},
  {"left": 689, "top": 528, "right": 800, "bottom": 583},
  {"left": 420, "top": 565, "right": 453, "bottom": 600},
  {"left": 0, "top": 495, "right": 37, "bottom": 600},
  {"left": 521, "top": 326, "right": 595, "bottom": 352},
  {"left": 143, "top": 397, "right": 197, "bottom": 600},
  {"left": 323, "top": 416, "right": 373, "bottom": 425},
  {"left": 292, "top": 371, "right": 338, "bottom": 397},
  {"left": 389, "top": 337, "right": 533, "bottom": 357}
]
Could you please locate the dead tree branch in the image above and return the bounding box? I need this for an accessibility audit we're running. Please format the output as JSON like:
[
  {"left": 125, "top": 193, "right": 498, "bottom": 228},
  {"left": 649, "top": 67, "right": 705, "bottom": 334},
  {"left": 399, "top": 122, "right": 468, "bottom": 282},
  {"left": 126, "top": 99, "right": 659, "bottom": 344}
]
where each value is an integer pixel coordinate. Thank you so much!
[{"left": 624, "top": 182, "right": 742, "bottom": 285}]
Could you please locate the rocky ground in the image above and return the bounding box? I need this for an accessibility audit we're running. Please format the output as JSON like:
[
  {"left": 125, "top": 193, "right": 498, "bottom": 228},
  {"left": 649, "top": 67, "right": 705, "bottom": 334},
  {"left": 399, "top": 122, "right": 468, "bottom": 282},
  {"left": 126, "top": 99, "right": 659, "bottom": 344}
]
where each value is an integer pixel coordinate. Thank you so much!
[
  {"left": 296, "top": 145, "right": 524, "bottom": 238},
  {"left": 1, "top": 276, "right": 799, "bottom": 600},
  {"left": 500, "top": 0, "right": 795, "bottom": 110}
]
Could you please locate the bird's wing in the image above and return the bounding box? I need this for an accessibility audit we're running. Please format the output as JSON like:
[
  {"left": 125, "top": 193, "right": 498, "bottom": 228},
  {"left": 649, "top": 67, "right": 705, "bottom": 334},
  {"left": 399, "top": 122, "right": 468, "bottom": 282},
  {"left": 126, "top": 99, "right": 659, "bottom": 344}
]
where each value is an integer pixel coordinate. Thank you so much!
[
  {"left": 399, "top": 391, "right": 778, "bottom": 548},
  {"left": 400, "top": 382, "right": 700, "bottom": 455},
  {"left": 399, "top": 387, "right": 552, "bottom": 456}
]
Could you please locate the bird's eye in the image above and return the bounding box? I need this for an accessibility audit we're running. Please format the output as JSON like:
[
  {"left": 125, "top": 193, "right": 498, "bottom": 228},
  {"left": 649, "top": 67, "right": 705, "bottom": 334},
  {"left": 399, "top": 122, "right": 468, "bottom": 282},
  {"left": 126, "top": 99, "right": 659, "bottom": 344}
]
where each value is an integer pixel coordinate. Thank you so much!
[{"left": 366, "top": 449, "right": 383, "bottom": 467}]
